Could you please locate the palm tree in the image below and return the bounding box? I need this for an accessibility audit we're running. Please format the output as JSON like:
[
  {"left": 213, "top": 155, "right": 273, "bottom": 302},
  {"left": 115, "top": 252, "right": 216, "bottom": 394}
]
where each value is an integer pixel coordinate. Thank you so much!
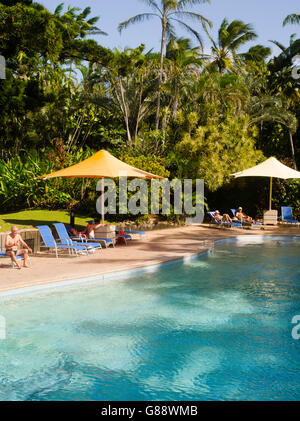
[
  {"left": 88, "top": 46, "right": 158, "bottom": 144},
  {"left": 198, "top": 72, "right": 249, "bottom": 120},
  {"left": 118, "top": 0, "right": 212, "bottom": 130},
  {"left": 269, "top": 34, "right": 300, "bottom": 73},
  {"left": 206, "top": 18, "right": 257, "bottom": 73},
  {"left": 248, "top": 95, "right": 298, "bottom": 168},
  {"left": 283, "top": 14, "right": 300, "bottom": 26},
  {"left": 241, "top": 45, "right": 272, "bottom": 64},
  {"left": 268, "top": 35, "right": 300, "bottom": 169},
  {"left": 165, "top": 38, "right": 203, "bottom": 119}
]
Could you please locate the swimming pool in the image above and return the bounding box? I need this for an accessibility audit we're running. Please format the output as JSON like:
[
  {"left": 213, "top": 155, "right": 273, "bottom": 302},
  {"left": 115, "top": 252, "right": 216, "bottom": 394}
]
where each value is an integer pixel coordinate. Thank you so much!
[{"left": 0, "top": 236, "right": 300, "bottom": 401}]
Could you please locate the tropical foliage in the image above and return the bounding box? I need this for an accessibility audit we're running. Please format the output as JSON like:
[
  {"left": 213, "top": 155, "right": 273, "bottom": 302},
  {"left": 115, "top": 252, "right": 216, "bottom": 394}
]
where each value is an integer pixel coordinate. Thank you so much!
[{"left": 0, "top": 1, "right": 300, "bottom": 218}]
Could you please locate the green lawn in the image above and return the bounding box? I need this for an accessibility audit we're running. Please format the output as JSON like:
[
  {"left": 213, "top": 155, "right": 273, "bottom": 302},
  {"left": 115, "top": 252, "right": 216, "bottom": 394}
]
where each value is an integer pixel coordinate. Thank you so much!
[{"left": 0, "top": 210, "right": 93, "bottom": 233}]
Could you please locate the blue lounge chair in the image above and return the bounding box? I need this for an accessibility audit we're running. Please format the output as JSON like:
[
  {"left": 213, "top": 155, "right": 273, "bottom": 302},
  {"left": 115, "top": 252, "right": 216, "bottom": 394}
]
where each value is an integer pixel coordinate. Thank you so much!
[
  {"left": 230, "top": 209, "right": 262, "bottom": 226},
  {"left": 84, "top": 236, "right": 115, "bottom": 248},
  {"left": 115, "top": 230, "right": 132, "bottom": 240},
  {"left": 208, "top": 212, "right": 242, "bottom": 228},
  {"left": 65, "top": 224, "right": 114, "bottom": 248},
  {"left": 0, "top": 250, "right": 31, "bottom": 267},
  {"left": 37, "top": 225, "right": 89, "bottom": 258},
  {"left": 281, "top": 207, "right": 299, "bottom": 225},
  {"left": 231, "top": 209, "right": 237, "bottom": 218},
  {"left": 116, "top": 229, "right": 145, "bottom": 239},
  {"left": 53, "top": 223, "right": 101, "bottom": 251},
  {"left": 74, "top": 222, "right": 116, "bottom": 248}
]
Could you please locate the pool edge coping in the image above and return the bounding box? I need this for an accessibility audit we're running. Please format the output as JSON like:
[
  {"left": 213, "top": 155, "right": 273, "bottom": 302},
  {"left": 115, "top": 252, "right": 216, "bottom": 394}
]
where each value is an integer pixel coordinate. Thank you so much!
[
  {"left": 1, "top": 234, "right": 300, "bottom": 299},
  {"left": 0, "top": 246, "right": 214, "bottom": 299}
]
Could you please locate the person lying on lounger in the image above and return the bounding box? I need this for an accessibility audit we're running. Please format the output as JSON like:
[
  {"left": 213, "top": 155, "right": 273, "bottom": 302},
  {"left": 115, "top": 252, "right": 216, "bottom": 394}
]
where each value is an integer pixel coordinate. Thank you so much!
[
  {"left": 235, "top": 207, "right": 255, "bottom": 223},
  {"left": 5, "top": 226, "right": 32, "bottom": 269},
  {"left": 214, "top": 210, "right": 232, "bottom": 223},
  {"left": 69, "top": 219, "right": 102, "bottom": 238}
]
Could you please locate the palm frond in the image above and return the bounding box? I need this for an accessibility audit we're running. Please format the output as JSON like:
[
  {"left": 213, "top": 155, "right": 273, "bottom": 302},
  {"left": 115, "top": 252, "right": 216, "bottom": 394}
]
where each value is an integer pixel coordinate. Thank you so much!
[
  {"left": 201, "top": 20, "right": 216, "bottom": 49},
  {"left": 269, "top": 40, "right": 286, "bottom": 52},
  {"left": 170, "top": 11, "right": 212, "bottom": 29},
  {"left": 88, "top": 29, "right": 108, "bottom": 36},
  {"left": 170, "top": 18, "right": 204, "bottom": 49},
  {"left": 165, "top": 21, "right": 177, "bottom": 41},
  {"left": 218, "top": 19, "right": 257, "bottom": 50},
  {"left": 138, "top": 0, "right": 162, "bottom": 14},
  {"left": 54, "top": 3, "right": 64, "bottom": 16},
  {"left": 118, "top": 13, "right": 159, "bottom": 33},
  {"left": 77, "top": 7, "right": 91, "bottom": 20},
  {"left": 240, "top": 45, "right": 272, "bottom": 63},
  {"left": 229, "top": 32, "right": 257, "bottom": 51},
  {"left": 84, "top": 94, "right": 117, "bottom": 112},
  {"left": 87, "top": 18, "right": 100, "bottom": 27},
  {"left": 177, "top": 0, "right": 211, "bottom": 9},
  {"left": 283, "top": 14, "right": 300, "bottom": 26},
  {"left": 218, "top": 18, "right": 229, "bottom": 47}
]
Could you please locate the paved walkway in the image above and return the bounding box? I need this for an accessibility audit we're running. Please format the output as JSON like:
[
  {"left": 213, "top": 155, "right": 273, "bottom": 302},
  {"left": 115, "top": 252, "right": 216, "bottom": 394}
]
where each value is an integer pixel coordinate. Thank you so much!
[{"left": 0, "top": 225, "right": 299, "bottom": 292}]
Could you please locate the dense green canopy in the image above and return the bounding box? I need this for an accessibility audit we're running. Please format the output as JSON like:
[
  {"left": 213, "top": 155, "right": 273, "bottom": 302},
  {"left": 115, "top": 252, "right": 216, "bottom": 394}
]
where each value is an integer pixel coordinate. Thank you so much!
[{"left": 0, "top": 1, "right": 300, "bottom": 219}]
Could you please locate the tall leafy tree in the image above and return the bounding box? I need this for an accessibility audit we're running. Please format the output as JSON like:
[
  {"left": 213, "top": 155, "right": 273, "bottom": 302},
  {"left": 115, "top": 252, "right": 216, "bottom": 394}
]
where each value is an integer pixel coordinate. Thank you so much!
[
  {"left": 267, "top": 35, "right": 300, "bottom": 168},
  {"left": 52, "top": 3, "right": 107, "bottom": 76},
  {"left": 0, "top": 1, "right": 109, "bottom": 71},
  {"left": 248, "top": 95, "right": 298, "bottom": 167},
  {"left": 89, "top": 46, "right": 158, "bottom": 144},
  {"left": 52, "top": 3, "right": 106, "bottom": 41},
  {"left": 176, "top": 114, "right": 263, "bottom": 190},
  {"left": 118, "top": 0, "right": 211, "bottom": 130}
]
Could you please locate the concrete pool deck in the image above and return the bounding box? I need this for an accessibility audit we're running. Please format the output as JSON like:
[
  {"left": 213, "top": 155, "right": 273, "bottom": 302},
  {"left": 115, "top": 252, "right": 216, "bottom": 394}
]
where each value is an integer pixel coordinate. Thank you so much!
[{"left": 0, "top": 224, "right": 300, "bottom": 292}]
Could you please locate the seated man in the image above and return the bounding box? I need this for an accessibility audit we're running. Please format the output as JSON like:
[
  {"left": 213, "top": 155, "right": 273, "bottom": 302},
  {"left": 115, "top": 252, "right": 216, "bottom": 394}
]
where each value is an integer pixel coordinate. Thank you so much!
[
  {"left": 235, "top": 207, "right": 254, "bottom": 223},
  {"left": 5, "top": 226, "right": 32, "bottom": 269},
  {"left": 214, "top": 210, "right": 232, "bottom": 223}
]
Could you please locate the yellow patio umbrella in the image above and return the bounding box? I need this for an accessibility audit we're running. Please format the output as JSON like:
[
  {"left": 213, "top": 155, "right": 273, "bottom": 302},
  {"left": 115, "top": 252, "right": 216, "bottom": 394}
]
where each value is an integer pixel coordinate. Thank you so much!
[
  {"left": 231, "top": 157, "right": 300, "bottom": 210},
  {"left": 38, "top": 149, "right": 164, "bottom": 225}
]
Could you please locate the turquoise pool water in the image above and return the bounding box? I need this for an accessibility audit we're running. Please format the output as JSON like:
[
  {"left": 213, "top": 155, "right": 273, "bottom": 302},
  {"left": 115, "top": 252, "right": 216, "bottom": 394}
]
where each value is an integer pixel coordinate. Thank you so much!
[{"left": 0, "top": 237, "right": 300, "bottom": 401}]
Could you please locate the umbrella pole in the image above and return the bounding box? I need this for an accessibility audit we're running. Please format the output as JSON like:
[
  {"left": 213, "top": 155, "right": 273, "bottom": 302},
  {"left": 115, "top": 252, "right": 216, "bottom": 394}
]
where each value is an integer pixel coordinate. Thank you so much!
[
  {"left": 269, "top": 177, "right": 273, "bottom": 211},
  {"left": 70, "top": 210, "right": 75, "bottom": 228},
  {"left": 101, "top": 177, "right": 105, "bottom": 225}
]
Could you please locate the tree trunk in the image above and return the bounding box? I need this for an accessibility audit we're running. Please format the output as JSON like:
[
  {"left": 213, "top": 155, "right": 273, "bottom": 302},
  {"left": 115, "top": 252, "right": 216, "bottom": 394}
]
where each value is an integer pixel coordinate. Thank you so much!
[
  {"left": 135, "top": 75, "right": 144, "bottom": 142},
  {"left": 172, "top": 83, "right": 179, "bottom": 118},
  {"left": 69, "top": 61, "right": 73, "bottom": 79},
  {"left": 289, "top": 130, "right": 297, "bottom": 169},
  {"left": 155, "top": 18, "right": 167, "bottom": 131},
  {"left": 119, "top": 78, "right": 132, "bottom": 143},
  {"left": 218, "top": 61, "right": 222, "bottom": 74}
]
